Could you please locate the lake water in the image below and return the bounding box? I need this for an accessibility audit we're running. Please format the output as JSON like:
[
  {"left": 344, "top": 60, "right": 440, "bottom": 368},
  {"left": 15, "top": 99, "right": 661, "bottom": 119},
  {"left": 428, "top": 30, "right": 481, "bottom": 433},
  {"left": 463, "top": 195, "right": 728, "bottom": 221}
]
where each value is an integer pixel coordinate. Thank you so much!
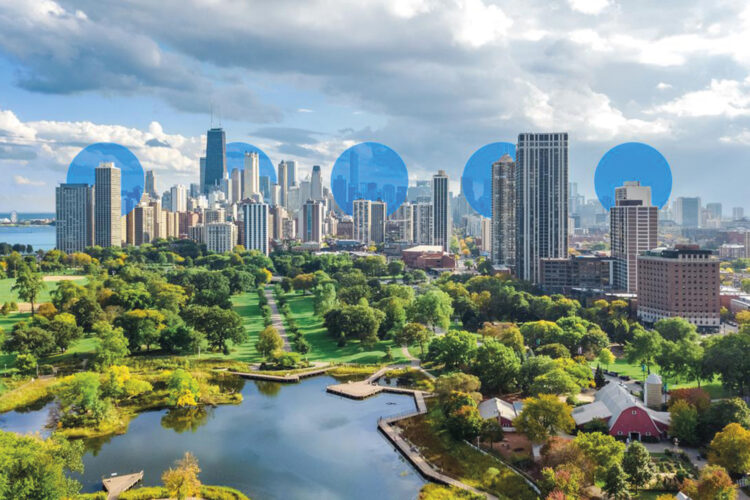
[
  {"left": 0, "top": 375, "right": 425, "bottom": 499},
  {"left": 0, "top": 225, "right": 56, "bottom": 251}
]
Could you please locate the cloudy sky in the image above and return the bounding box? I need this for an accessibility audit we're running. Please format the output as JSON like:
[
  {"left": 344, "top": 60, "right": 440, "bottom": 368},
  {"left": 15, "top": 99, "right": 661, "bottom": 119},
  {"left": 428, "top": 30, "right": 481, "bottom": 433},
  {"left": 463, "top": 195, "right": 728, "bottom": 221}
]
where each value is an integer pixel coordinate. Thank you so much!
[{"left": 0, "top": 0, "right": 749, "bottom": 213}]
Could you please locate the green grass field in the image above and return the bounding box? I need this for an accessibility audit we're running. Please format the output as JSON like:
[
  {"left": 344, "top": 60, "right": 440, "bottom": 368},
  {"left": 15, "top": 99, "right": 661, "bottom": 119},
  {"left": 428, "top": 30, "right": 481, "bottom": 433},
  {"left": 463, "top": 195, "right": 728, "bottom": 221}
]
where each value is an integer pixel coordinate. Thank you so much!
[
  {"left": 591, "top": 357, "right": 729, "bottom": 399},
  {"left": 282, "top": 292, "right": 409, "bottom": 364},
  {"left": 219, "top": 291, "right": 266, "bottom": 363},
  {"left": 0, "top": 276, "right": 87, "bottom": 305}
]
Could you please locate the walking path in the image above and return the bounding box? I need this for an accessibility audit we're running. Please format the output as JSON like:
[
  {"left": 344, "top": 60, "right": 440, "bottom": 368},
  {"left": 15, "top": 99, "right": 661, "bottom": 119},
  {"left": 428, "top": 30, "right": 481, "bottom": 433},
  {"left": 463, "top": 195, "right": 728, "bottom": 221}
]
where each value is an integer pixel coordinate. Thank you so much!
[
  {"left": 265, "top": 287, "right": 291, "bottom": 352},
  {"left": 224, "top": 363, "right": 331, "bottom": 383}
]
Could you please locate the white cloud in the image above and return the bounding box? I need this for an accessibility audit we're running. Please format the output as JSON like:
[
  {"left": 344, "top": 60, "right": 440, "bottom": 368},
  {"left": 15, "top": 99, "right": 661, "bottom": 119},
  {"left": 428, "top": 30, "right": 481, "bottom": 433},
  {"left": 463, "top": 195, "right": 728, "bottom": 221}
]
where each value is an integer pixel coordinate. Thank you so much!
[
  {"left": 720, "top": 130, "right": 750, "bottom": 145},
  {"left": 297, "top": 108, "right": 313, "bottom": 113},
  {"left": 13, "top": 175, "right": 45, "bottom": 187},
  {"left": 567, "top": 0, "right": 610, "bottom": 15},
  {"left": 656, "top": 82, "right": 672, "bottom": 90},
  {"left": 651, "top": 79, "right": 750, "bottom": 118},
  {"left": 452, "top": 0, "right": 513, "bottom": 48}
]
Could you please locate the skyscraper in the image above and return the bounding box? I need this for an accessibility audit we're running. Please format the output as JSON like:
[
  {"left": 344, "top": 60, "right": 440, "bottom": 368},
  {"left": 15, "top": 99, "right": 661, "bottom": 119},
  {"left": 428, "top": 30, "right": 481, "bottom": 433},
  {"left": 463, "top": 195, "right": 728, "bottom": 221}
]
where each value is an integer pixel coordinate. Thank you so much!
[
  {"left": 204, "top": 128, "right": 226, "bottom": 194},
  {"left": 230, "top": 168, "right": 242, "bottom": 203},
  {"left": 277, "top": 161, "right": 288, "bottom": 208},
  {"left": 733, "top": 207, "right": 745, "bottom": 221},
  {"left": 242, "top": 200, "right": 269, "bottom": 255},
  {"left": 170, "top": 185, "right": 187, "bottom": 212},
  {"left": 370, "top": 200, "right": 387, "bottom": 244},
  {"left": 610, "top": 181, "right": 658, "bottom": 293},
  {"left": 286, "top": 160, "right": 297, "bottom": 188},
  {"left": 259, "top": 175, "right": 271, "bottom": 203},
  {"left": 242, "top": 152, "right": 260, "bottom": 199},
  {"left": 348, "top": 150, "right": 360, "bottom": 207},
  {"left": 205, "top": 222, "right": 237, "bottom": 253},
  {"left": 199, "top": 157, "right": 206, "bottom": 194},
  {"left": 432, "top": 170, "right": 450, "bottom": 252},
  {"left": 311, "top": 165, "right": 323, "bottom": 200},
  {"left": 353, "top": 199, "right": 371, "bottom": 243},
  {"left": 673, "top": 197, "right": 701, "bottom": 228},
  {"left": 413, "top": 202, "right": 433, "bottom": 245},
  {"left": 145, "top": 170, "right": 157, "bottom": 199},
  {"left": 95, "top": 162, "right": 122, "bottom": 247},
  {"left": 491, "top": 154, "right": 515, "bottom": 266},
  {"left": 56, "top": 183, "right": 94, "bottom": 253},
  {"left": 515, "top": 132, "right": 569, "bottom": 283},
  {"left": 302, "top": 199, "right": 325, "bottom": 244}
]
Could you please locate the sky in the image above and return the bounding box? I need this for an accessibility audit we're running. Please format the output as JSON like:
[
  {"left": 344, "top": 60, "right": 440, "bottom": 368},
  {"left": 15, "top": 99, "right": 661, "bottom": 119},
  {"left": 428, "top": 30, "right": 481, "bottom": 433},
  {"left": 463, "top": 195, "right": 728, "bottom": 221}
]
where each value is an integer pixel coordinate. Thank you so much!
[{"left": 0, "top": 0, "right": 749, "bottom": 213}]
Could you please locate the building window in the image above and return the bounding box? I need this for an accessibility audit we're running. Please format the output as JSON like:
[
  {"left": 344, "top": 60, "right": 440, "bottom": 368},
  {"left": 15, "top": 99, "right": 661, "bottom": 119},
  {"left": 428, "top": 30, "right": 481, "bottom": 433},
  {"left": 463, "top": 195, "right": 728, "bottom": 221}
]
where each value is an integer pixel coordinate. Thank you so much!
[{"left": 632, "top": 410, "right": 637, "bottom": 415}]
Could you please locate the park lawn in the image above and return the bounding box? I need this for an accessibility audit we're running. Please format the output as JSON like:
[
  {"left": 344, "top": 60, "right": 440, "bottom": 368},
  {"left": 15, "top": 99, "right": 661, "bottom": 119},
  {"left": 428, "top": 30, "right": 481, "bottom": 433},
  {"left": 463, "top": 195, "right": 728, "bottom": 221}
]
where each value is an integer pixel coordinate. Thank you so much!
[
  {"left": 0, "top": 276, "right": 87, "bottom": 305},
  {"left": 590, "top": 358, "right": 729, "bottom": 399},
  {"left": 0, "top": 311, "right": 30, "bottom": 333},
  {"left": 0, "top": 336, "right": 98, "bottom": 375},
  {"left": 283, "top": 292, "right": 409, "bottom": 364},
  {"left": 223, "top": 291, "right": 266, "bottom": 363}
]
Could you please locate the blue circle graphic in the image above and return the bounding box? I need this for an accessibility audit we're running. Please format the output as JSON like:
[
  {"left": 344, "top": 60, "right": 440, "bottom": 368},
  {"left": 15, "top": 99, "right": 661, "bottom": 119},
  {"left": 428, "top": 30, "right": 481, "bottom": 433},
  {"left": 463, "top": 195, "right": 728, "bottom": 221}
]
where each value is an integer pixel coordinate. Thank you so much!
[
  {"left": 330, "top": 142, "right": 408, "bottom": 216},
  {"left": 594, "top": 142, "right": 672, "bottom": 210},
  {"left": 66, "top": 143, "right": 144, "bottom": 216},
  {"left": 226, "top": 142, "right": 276, "bottom": 183},
  {"left": 461, "top": 142, "right": 516, "bottom": 218}
]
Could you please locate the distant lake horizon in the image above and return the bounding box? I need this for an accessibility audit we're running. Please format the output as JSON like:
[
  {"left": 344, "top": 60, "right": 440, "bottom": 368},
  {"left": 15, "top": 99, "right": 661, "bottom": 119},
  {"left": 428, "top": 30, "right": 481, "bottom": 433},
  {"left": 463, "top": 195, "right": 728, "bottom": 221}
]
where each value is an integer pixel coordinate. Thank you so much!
[{"left": 0, "top": 225, "right": 56, "bottom": 251}]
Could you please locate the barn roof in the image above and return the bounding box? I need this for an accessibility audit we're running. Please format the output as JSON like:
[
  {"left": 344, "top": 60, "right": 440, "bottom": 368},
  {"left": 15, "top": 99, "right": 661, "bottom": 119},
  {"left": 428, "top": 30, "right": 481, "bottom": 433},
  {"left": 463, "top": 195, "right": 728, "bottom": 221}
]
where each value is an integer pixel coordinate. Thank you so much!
[
  {"left": 571, "top": 382, "right": 670, "bottom": 428},
  {"left": 478, "top": 397, "right": 519, "bottom": 421}
]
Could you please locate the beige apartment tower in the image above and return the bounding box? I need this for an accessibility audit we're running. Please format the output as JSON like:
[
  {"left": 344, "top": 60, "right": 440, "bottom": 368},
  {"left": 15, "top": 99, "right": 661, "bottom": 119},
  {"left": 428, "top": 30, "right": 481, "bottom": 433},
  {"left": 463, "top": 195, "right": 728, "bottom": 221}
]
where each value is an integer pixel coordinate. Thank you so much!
[{"left": 94, "top": 162, "right": 121, "bottom": 247}]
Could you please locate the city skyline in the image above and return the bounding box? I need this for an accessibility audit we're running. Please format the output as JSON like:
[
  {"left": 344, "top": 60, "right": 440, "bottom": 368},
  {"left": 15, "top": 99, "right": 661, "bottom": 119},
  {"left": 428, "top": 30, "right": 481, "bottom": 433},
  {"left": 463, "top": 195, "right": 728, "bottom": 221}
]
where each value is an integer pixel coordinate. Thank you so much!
[{"left": 1, "top": 1, "right": 750, "bottom": 212}]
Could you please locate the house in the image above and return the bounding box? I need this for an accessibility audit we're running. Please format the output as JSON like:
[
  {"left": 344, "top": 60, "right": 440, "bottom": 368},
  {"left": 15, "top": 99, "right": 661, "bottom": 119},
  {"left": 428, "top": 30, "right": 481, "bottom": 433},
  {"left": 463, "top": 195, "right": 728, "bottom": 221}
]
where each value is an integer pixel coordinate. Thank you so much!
[
  {"left": 478, "top": 398, "right": 524, "bottom": 431},
  {"left": 571, "top": 382, "right": 670, "bottom": 441}
]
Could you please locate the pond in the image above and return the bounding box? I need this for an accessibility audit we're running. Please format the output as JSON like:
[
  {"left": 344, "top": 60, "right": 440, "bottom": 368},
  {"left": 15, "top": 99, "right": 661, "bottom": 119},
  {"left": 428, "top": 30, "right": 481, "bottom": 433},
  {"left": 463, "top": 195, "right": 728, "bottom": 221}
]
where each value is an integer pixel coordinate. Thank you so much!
[{"left": 1, "top": 375, "right": 425, "bottom": 499}]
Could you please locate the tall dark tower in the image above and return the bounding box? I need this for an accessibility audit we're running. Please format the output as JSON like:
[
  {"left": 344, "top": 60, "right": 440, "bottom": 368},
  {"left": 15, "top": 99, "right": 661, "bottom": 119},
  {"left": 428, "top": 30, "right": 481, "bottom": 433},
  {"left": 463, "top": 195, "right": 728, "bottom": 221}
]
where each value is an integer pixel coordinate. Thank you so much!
[{"left": 203, "top": 128, "right": 226, "bottom": 194}]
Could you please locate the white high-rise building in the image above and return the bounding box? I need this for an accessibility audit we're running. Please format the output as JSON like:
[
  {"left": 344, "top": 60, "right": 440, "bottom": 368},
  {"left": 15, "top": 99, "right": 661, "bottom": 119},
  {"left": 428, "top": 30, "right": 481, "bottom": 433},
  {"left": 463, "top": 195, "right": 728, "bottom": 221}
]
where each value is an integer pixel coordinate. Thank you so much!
[
  {"left": 516, "top": 133, "right": 569, "bottom": 283},
  {"left": 205, "top": 222, "right": 237, "bottom": 253},
  {"left": 302, "top": 199, "right": 325, "bottom": 244},
  {"left": 413, "top": 202, "right": 433, "bottom": 245},
  {"left": 611, "top": 181, "right": 658, "bottom": 293},
  {"left": 432, "top": 170, "right": 450, "bottom": 251},
  {"left": 286, "top": 160, "right": 297, "bottom": 187},
  {"left": 170, "top": 185, "right": 187, "bottom": 212},
  {"left": 311, "top": 165, "right": 323, "bottom": 200},
  {"left": 353, "top": 199, "right": 372, "bottom": 243},
  {"left": 145, "top": 170, "right": 157, "bottom": 199},
  {"left": 673, "top": 197, "right": 701, "bottom": 228},
  {"left": 242, "top": 200, "right": 269, "bottom": 255},
  {"left": 56, "top": 183, "right": 94, "bottom": 253},
  {"left": 243, "top": 152, "right": 260, "bottom": 199},
  {"left": 491, "top": 154, "right": 515, "bottom": 266},
  {"left": 230, "top": 168, "right": 242, "bottom": 203},
  {"left": 277, "top": 162, "right": 288, "bottom": 207},
  {"left": 390, "top": 202, "right": 413, "bottom": 243},
  {"left": 95, "top": 162, "right": 122, "bottom": 247}
]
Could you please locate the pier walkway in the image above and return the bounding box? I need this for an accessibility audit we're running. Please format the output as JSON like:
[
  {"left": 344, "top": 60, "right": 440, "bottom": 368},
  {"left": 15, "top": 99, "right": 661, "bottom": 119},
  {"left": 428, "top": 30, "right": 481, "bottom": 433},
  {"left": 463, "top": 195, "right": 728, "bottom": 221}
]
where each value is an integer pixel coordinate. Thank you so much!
[{"left": 102, "top": 471, "right": 143, "bottom": 499}]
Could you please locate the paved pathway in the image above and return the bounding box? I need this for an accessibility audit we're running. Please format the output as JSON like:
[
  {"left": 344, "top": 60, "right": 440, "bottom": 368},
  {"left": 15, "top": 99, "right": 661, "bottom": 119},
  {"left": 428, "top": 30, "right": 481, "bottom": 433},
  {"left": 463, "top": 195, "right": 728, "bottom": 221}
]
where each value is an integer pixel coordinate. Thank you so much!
[{"left": 265, "top": 287, "right": 291, "bottom": 352}]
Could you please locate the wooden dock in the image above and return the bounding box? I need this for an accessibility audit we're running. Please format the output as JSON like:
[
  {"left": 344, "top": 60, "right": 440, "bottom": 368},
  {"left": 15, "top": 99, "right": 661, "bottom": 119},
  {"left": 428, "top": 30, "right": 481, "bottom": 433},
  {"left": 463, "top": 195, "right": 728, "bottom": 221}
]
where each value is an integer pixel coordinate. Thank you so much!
[
  {"left": 102, "top": 471, "right": 143, "bottom": 499},
  {"left": 224, "top": 365, "right": 332, "bottom": 383}
]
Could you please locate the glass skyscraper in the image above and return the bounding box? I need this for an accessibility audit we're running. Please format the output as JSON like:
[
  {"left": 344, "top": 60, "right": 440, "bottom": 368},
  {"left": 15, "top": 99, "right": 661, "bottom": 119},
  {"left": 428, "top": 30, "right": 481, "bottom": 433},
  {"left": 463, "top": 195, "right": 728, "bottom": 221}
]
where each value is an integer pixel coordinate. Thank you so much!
[{"left": 203, "top": 128, "right": 226, "bottom": 194}]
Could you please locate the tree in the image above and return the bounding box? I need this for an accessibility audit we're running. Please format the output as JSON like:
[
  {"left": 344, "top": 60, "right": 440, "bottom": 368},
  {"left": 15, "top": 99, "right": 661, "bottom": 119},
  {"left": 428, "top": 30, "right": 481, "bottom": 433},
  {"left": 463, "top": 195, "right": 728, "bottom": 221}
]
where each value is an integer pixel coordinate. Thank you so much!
[
  {"left": 312, "top": 282, "right": 337, "bottom": 316},
  {"left": 699, "top": 398, "right": 750, "bottom": 443},
  {"left": 102, "top": 365, "right": 152, "bottom": 401},
  {"left": 11, "top": 266, "right": 45, "bottom": 316},
  {"left": 625, "top": 328, "right": 662, "bottom": 372},
  {"left": 480, "top": 419, "right": 504, "bottom": 447},
  {"left": 15, "top": 353, "right": 37, "bottom": 375},
  {"left": 603, "top": 463, "right": 630, "bottom": 500},
  {"left": 113, "top": 309, "right": 166, "bottom": 352},
  {"left": 292, "top": 273, "right": 315, "bottom": 294},
  {"left": 377, "top": 296, "right": 407, "bottom": 336},
  {"left": 472, "top": 339, "right": 521, "bottom": 393},
  {"left": 680, "top": 465, "right": 737, "bottom": 500},
  {"left": 94, "top": 322, "right": 129, "bottom": 368},
  {"left": 426, "top": 330, "right": 477, "bottom": 370},
  {"left": 408, "top": 289, "right": 453, "bottom": 332},
  {"left": 159, "top": 321, "right": 203, "bottom": 354},
  {"left": 48, "top": 313, "right": 83, "bottom": 352},
  {"left": 446, "top": 404, "right": 483, "bottom": 440},
  {"left": 434, "top": 372, "right": 482, "bottom": 403},
  {"left": 167, "top": 369, "right": 201, "bottom": 407},
  {"left": 36, "top": 302, "right": 57, "bottom": 320},
  {"left": 670, "top": 400, "right": 699, "bottom": 446},
  {"left": 387, "top": 260, "right": 404, "bottom": 277},
  {"left": 0, "top": 430, "right": 84, "bottom": 499},
  {"left": 703, "top": 331, "right": 750, "bottom": 395},
  {"left": 162, "top": 452, "right": 202, "bottom": 500},
  {"left": 512, "top": 394, "right": 574, "bottom": 443},
  {"left": 324, "top": 304, "right": 385, "bottom": 347},
  {"left": 256, "top": 326, "right": 284, "bottom": 358},
  {"left": 182, "top": 305, "right": 245, "bottom": 353},
  {"left": 594, "top": 365, "right": 606, "bottom": 388},
  {"left": 520, "top": 321, "right": 564, "bottom": 349},
  {"left": 574, "top": 431, "right": 625, "bottom": 481},
  {"left": 622, "top": 442, "right": 654, "bottom": 493},
  {"left": 535, "top": 343, "right": 570, "bottom": 359},
  {"left": 708, "top": 422, "right": 750, "bottom": 475},
  {"left": 540, "top": 464, "right": 584, "bottom": 499},
  {"left": 598, "top": 348, "right": 615, "bottom": 368},
  {"left": 3, "top": 322, "right": 56, "bottom": 358},
  {"left": 55, "top": 372, "right": 109, "bottom": 426},
  {"left": 655, "top": 317, "right": 698, "bottom": 343},
  {"left": 530, "top": 368, "right": 580, "bottom": 395},
  {"left": 395, "top": 322, "right": 432, "bottom": 356}
]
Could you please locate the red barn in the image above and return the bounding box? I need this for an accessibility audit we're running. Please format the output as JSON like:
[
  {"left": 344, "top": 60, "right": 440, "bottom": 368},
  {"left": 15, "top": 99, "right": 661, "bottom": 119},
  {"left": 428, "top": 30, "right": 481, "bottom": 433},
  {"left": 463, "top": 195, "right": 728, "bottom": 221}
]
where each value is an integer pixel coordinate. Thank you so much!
[{"left": 572, "top": 382, "right": 670, "bottom": 441}]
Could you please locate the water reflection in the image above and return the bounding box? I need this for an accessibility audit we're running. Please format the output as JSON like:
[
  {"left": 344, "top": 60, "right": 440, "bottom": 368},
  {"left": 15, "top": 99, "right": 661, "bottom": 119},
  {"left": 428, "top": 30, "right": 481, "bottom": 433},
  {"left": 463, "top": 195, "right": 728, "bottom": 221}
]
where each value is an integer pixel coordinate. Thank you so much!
[
  {"left": 161, "top": 407, "right": 212, "bottom": 434},
  {"left": 254, "top": 380, "right": 282, "bottom": 396}
]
